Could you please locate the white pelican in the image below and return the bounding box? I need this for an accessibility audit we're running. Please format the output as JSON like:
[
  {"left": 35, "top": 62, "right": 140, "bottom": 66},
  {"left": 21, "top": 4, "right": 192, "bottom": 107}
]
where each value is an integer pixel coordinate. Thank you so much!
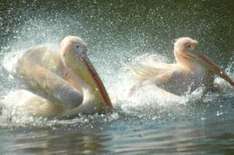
[
  {"left": 11, "top": 36, "right": 112, "bottom": 117},
  {"left": 129, "top": 37, "right": 234, "bottom": 96}
]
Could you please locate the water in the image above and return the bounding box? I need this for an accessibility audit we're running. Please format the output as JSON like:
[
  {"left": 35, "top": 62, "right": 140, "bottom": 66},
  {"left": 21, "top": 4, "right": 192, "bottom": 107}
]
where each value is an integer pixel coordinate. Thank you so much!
[{"left": 1, "top": 0, "right": 234, "bottom": 154}]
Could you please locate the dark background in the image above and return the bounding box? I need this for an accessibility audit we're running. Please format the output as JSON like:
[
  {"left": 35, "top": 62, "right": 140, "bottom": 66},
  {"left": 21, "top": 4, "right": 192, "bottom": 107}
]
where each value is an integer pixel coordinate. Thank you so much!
[{"left": 0, "top": 0, "right": 234, "bottom": 65}]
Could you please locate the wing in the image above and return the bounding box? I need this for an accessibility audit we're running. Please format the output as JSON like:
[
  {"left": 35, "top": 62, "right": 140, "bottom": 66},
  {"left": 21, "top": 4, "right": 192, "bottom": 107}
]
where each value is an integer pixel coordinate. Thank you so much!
[
  {"left": 16, "top": 47, "right": 83, "bottom": 109},
  {"left": 128, "top": 68, "right": 175, "bottom": 96},
  {"left": 128, "top": 63, "right": 175, "bottom": 82},
  {"left": 17, "top": 46, "right": 61, "bottom": 73}
]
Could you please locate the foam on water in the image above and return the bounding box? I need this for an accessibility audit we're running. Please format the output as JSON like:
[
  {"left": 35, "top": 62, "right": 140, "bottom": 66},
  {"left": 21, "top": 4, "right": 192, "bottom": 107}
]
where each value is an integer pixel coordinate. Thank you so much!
[{"left": 108, "top": 54, "right": 191, "bottom": 117}]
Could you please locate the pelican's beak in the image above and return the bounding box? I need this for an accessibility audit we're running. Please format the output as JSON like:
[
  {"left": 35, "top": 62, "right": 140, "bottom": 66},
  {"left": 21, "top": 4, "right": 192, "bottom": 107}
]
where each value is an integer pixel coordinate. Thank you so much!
[
  {"left": 187, "top": 51, "right": 234, "bottom": 86},
  {"left": 80, "top": 55, "right": 113, "bottom": 108},
  {"left": 64, "top": 50, "right": 113, "bottom": 109}
]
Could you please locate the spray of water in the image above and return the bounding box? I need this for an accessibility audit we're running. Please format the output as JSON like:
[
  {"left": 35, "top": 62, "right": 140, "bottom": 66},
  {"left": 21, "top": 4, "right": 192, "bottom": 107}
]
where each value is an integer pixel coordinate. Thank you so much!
[{"left": 0, "top": 17, "right": 233, "bottom": 127}]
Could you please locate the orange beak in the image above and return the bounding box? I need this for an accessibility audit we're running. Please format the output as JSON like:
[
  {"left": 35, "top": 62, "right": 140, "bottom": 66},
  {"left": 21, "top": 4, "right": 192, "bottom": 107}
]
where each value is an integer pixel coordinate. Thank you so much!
[
  {"left": 187, "top": 52, "right": 234, "bottom": 86},
  {"left": 80, "top": 55, "right": 113, "bottom": 108},
  {"left": 63, "top": 47, "right": 113, "bottom": 109}
]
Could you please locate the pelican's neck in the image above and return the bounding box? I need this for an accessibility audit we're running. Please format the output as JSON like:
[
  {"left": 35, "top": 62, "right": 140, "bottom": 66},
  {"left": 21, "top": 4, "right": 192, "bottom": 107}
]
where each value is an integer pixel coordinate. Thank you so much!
[
  {"left": 83, "top": 76, "right": 109, "bottom": 107},
  {"left": 81, "top": 82, "right": 96, "bottom": 105},
  {"left": 174, "top": 48, "right": 205, "bottom": 76},
  {"left": 62, "top": 63, "right": 100, "bottom": 105},
  {"left": 60, "top": 47, "right": 112, "bottom": 110},
  {"left": 67, "top": 65, "right": 109, "bottom": 109},
  {"left": 174, "top": 47, "right": 184, "bottom": 62},
  {"left": 174, "top": 48, "right": 195, "bottom": 70},
  {"left": 79, "top": 77, "right": 111, "bottom": 113}
]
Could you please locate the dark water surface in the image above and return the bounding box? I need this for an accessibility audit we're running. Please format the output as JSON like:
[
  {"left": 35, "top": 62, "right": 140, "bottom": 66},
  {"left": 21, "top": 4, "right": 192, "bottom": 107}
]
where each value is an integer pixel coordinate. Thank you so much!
[{"left": 0, "top": 1, "right": 234, "bottom": 154}]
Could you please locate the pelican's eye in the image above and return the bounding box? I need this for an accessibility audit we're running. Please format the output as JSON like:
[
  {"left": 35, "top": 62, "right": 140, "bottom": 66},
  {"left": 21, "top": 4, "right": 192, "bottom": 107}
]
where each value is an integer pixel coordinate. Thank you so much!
[
  {"left": 74, "top": 44, "right": 87, "bottom": 58},
  {"left": 187, "top": 44, "right": 192, "bottom": 48},
  {"left": 185, "top": 42, "right": 193, "bottom": 49},
  {"left": 75, "top": 44, "right": 81, "bottom": 53},
  {"left": 73, "top": 45, "right": 81, "bottom": 59}
]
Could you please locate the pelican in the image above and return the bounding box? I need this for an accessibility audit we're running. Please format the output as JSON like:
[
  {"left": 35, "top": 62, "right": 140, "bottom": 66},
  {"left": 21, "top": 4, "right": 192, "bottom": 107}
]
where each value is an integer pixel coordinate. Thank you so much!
[
  {"left": 129, "top": 37, "right": 234, "bottom": 96},
  {"left": 11, "top": 35, "right": 112, "bottom": 117}
]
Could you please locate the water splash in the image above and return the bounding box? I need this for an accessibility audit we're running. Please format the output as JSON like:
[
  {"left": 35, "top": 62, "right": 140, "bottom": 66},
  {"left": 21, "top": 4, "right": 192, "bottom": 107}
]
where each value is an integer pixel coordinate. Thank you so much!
[
  {"left": 109, "top": 52, "right": 234, "bottom": 118},
  {"left": 0, "top": 16, "right": 234, "bottom": 127}
]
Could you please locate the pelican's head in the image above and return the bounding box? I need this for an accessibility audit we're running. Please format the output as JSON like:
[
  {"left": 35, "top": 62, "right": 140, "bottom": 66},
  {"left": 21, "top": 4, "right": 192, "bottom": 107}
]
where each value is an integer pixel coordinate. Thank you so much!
[
  {"left": 174, "top": 37, "right": 198, "bottom": 53},
  {"left": 173, "top": 37, "right": 200, "bottom": 65},
  {"left": 60, "top": 36, "right": 112, "bottom": 109},
  {"left": 173, "top": 37, "right": 234, "bottom": 86},
  {"left": 60, "top": 35, "right": 87, "bottom": 64}
]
